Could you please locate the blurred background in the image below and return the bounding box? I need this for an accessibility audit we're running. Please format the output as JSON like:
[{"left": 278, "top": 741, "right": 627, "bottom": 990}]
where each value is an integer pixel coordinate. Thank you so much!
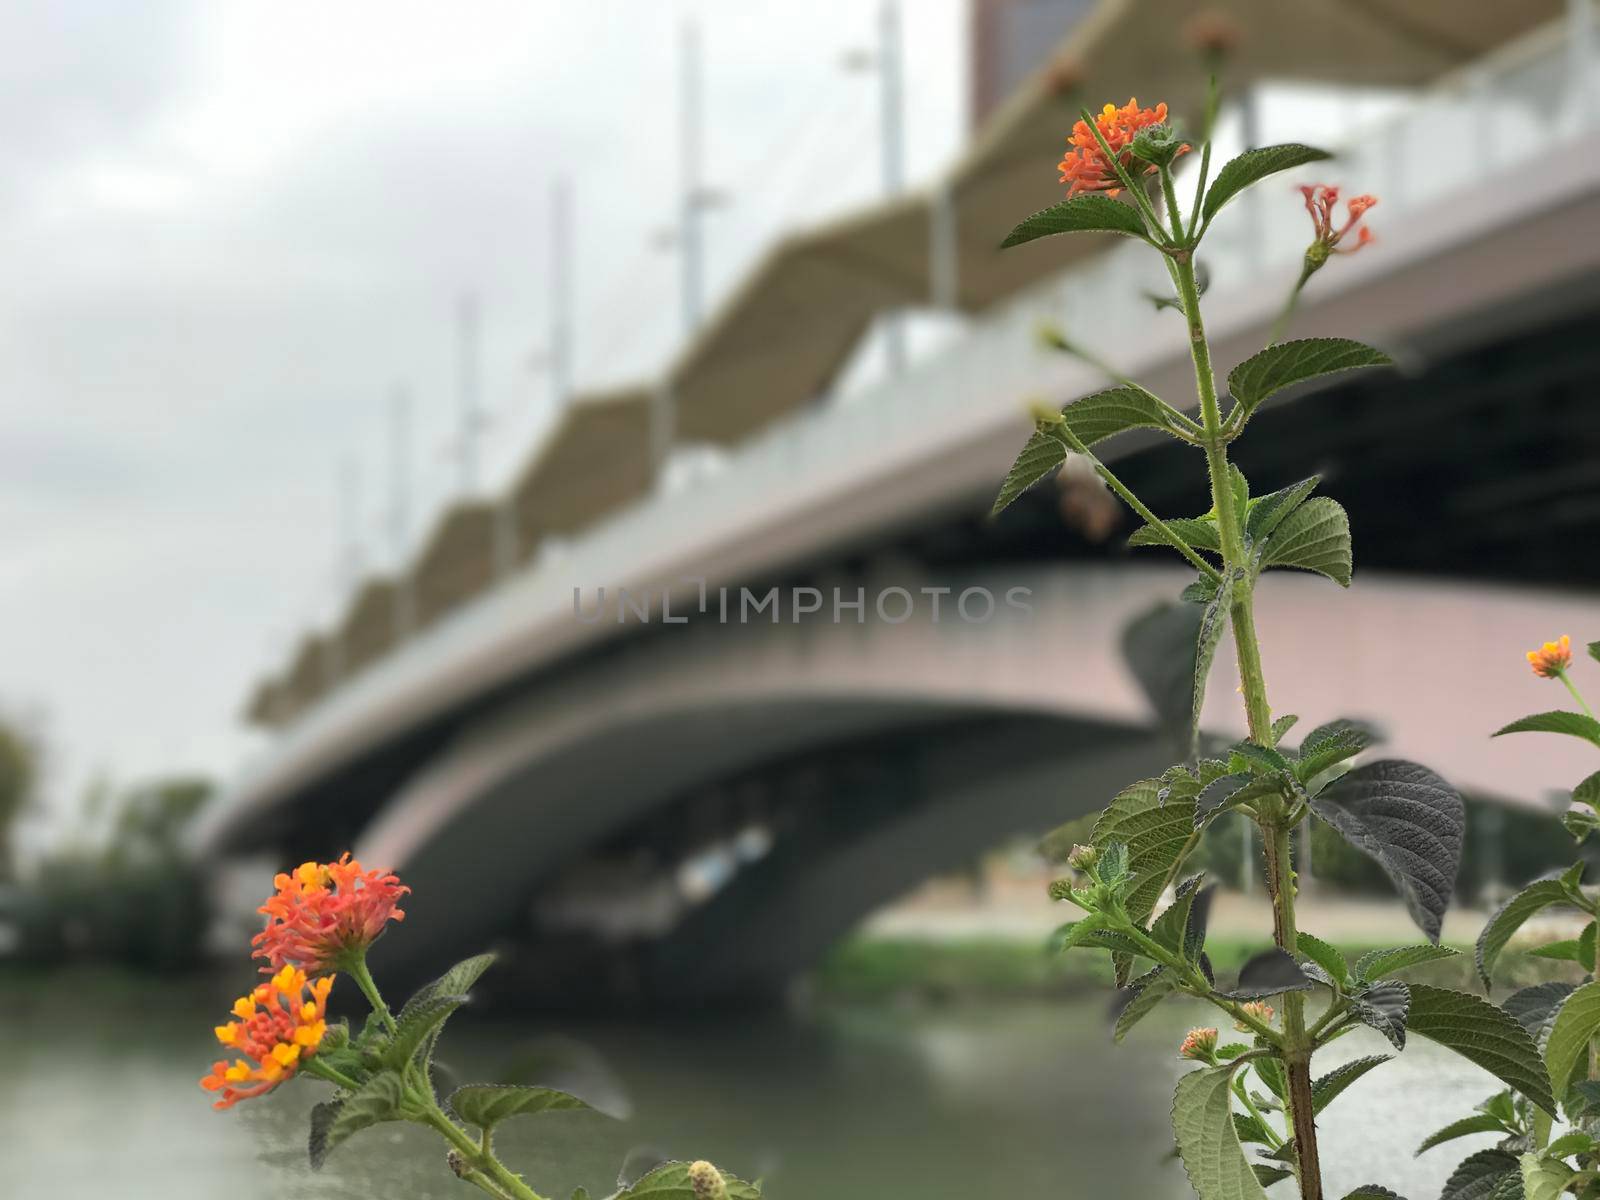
[{"left": 3, "top": 1, "right": 1600, "bottom": 1196}]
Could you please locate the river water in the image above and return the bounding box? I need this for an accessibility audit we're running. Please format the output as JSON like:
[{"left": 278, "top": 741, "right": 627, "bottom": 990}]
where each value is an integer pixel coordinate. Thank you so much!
[{"left": 1, "top": 968, "right": 1503, "bottom": 1199}]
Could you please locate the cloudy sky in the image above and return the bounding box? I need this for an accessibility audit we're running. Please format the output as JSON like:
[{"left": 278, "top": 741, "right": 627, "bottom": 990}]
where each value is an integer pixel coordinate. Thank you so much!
[{"left": 0, "top": 0, "right": 966, "bottom": 826}]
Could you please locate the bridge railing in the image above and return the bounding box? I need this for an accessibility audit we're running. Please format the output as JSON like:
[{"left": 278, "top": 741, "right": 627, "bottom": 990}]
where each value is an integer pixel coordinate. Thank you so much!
[{"left": 260, "top": 9, "right": 1598, "bottom": 746}]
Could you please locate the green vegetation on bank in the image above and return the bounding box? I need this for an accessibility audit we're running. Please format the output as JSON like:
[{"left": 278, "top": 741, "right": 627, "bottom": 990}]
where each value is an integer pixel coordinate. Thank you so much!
[{"left": 812, "top": 934, "right": 1574, "bottom": 1004}]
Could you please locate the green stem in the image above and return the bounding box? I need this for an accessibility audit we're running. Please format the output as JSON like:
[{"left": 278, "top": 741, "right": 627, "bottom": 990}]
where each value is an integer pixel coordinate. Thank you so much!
[
  {"left": 1174, "top": 252, "right": 1322, "bottom": 1200},
  {"left": 1185, "top": 75, "right": 1221, "bottom": 241},
  {"left": 1046, "top": 423, "right": 1221, "bottom": 581},
  {"left": 422, "top": 1103, "right": 547, "bottom": 1200},
  {"left": 1234, "top": 1074, "right": 1284, "bottom": 1149},
  {"left": 1559, "top": 669, "right": 1596, "bottom": 720},
  {"left": 1114, "top": 921, "right": 1284, "bottom": 1046},
  {"left": 344, "top": 954, "right": 396, "bottom": 1034},
  {"left": 1078, "top": 107, "right": 1168, "bottom": 242},
  {"left": 302, "top": 1056, "right": 363, "bottom": 1093},
  {"left": 1265, "top": 261, "right": 1317, "bottom": 350}
]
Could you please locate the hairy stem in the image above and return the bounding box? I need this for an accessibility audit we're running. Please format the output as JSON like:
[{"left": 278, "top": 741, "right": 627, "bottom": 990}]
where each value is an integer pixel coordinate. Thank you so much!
[
  {"left": 422, "top": 1102, "right": 546, "bottom": 1200},
  {"left": 1175, "top": 253, "right": 1323, "bottom": 1200},
  {"left": 344, "top": 954, "right": 396, "bottom": 1034},
  {"left": 1559, "top": 668, "right": 1596, "bottom": 719}
]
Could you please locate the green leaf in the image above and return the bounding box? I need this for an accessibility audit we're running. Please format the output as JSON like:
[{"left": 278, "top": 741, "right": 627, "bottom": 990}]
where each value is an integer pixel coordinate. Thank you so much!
[
  {"left": 1151, "top": 875, "right": 1207, "bottom": 955},
  {"left": 385, "top": 992, "right": 466, "bottom": 1069},
  {"left": 1128, "top": 516, "right": 1223, "bottom": 551},
  {"left": 992, "top": 387, "right": 1183, "bottom": 516},
  {"left": 1520, "top": 1153, "right": 1574, "bottom": 1200},
  {"left": 1440, "top": 1150, "right": 1521, "bottom": 1200},
  {"left": 1245, "top": 477, "right": 1321, "bottom": 543},
  {"left": 1001, "top": 193, "right": 1150, "bottom": 248},
  {"left": 1528, "top": 940, "right": 1583, "bottom": 963},
  {"left": 1503, "top": 982, "right": 1576, "bottom": 1044},
  {"left": 1415, "top": 1114, "right": 1509, "bottom": 1156},
  {"left": 1122, "top": 599, "right": 1206, "bottom": 752},
  {"left": 1233, "top": 1111, "right": 1276, "bottom": 1146},
  {"left": 1590, "top": 640, "right": 1600, "bottom": 665},
  {"left": 1341, "top": 1189, "right": 1405, "bottom": 1200},
  {"left": 1260, "top": 496, "right": 1353, "bottom": 587},
  {"left": 1544, "top": 980, "right": 1600, "bottom": 1105},
  {"left": 1572, "top": 770, "right": 1600, "bottom": 810},
  {"left": 1202, "top": 144, "right": 1332, "bottom": 223},
  {"left": 1115, "top": 970, "right": 1179, "bottom": 1042},
  {"left": 1296, "top": 727, "right": 1374, "bottom": 786},
  {"left": 1194, "top": 569, "right": 1237, "bottom": 739},
  {"left": 1091, "top": 773, "right": 1203, "bottom": 928},
  {"left": 1311, "top": 1054, "right": 1389, "bottom": 1114},
  {"left": 1353, "top": 980, "right": 1411, "bottom": 1050},
  {"left": 449, "top": 1084, "right": 592, "bottom": 1131},
  {"left": 1311, "top": 760, "right": 1463, "bottom": 942},
  {"left": 1172, "top": 1064, "right": 1269, "bottom": 1200},
  {"left": 1255, "top": 1166, "right": 1295, "bottom": 1188},
  {"left": 1297, "top": 932, "right": 1350, "bottom": 986},
  {"left": 992, "top": 428, "right": 1068, "bottom": 516},
  {"left": 1492, "top": 711, "right": 1600, "bottom": 748},
  {"left": 311, "top": 1070, "right": 406, "bottom": 1168},
  {"left": 1253, "top": 1056, "right": 1288, "bottom": 1102},
  {"left": 1476, "top": 878, "right": 1578, "bottom": 990},
  {"left": 1272, "top": 714, "right": 1300, "bottom": 741},
  {"left": 1407, "top": 984, "right": 1556, "bottom": 1117},
  {"left": 1352, "top": 945, "right": 1461, "bottom": 984},
  {"left": 612, "top": 1162, "right": 761, "bottom": 1200},
  {"left": 1227, "top": 338, "right": 1392, "bottom": 423},
  {"left": 1542, "top": 1131, "right": 1595, "bottom": 1158}
]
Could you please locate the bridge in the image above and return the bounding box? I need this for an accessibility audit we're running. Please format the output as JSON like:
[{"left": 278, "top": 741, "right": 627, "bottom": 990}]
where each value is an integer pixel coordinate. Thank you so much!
[{"left": 200, "top": 5, "right": 1600, "bottom": 1005}]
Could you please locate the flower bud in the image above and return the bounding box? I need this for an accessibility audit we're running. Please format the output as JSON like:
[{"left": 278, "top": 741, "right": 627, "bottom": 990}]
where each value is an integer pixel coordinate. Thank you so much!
[
  {"left": 1179, "top": 1027, "right": 1219, "bottom": 1061},
  {"left": 688, "top": 1161, "right": 729, "bottom": 1200},
  {"left": 1067, "top": 844, "right": 1100, "bottom": 872},
  {"left": 1129, "top": 123, "right": 1184, "bottom": 168},
  {"left": 1235, "top": 1000, "right": 1276, "bottom": 1032}
]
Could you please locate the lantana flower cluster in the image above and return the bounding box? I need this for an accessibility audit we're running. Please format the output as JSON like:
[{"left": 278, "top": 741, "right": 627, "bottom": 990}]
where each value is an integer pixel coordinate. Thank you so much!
[
  {"left": 1057, "top": 98, "right": 1187, "bottom": 196},
  {"left": 200, "top": 854, "right": 407, "bottom": 1108}
]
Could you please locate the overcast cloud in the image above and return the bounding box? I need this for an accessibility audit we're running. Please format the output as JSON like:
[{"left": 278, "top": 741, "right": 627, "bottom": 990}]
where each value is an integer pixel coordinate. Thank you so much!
[{"left": 0, "top": 0, "right": 965, "bottom": 827}]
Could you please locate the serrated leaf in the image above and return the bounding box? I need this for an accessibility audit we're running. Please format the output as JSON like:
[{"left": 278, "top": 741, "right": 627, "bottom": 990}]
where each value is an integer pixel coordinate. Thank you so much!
[
  {"left": 1416, "top": 1115, "right": 1508, "bottom": 1156},
  {"left": 449, "top": 1084, "right": 592, "bottom": 1131},
  {"left": 1492, "top": 711, "right": 1600, "bottom": 748},
  {"left": 992, "top": 387, "right": 1181, "bottom": 516},
  {"left": 1253, "top": 1056, "right": 1288, "bottom": 1102},
  {"left": 1227, "top": 338, "right": 1392, "bottom": 422},
  {"left": 1296, "top": 727, "right": 1373, "bottom": 785},
  {"left": 1520, "top": 1153, "right": 1573, "bottom": 1200},
  {"left": 1544, "top": 980, "right": 1600, "bottom": 1106},
  {"left": 1001, "top": 193, "right": 1150, "bottom": 247},
  {"left": 1541, "top": 1131, "right": 1595, "bottom": 1158},
  {"left": 1245, "top": 476, "right": 1321, "bottom": 543},
  {"left": 1194, "top": 570, "right": 1237, "bottom": 741},
  {"left": 1260, "top": 497, "right": 1352, "bottom": 587},
  {"left": 1173, "top": 1065, "right": 1269, "bottom": 1200},
  {"left": 1272, "top": 714, "right": 1300, "bottom": 741},
  {"left": 1222, "top": 948, "right": 1314, "bottom": 1000},
  {"left": 1255, "top": 1166, "right": 1295, "bottom": 1187},
  {"left": 1128, "top": 516, "right": 1223, "bottom": 552},
  {"left": 612, "top": 1162, "right": 761, "bottom": 1200},
  {"left": 1196, "top": 771, "right": 1259, "bottom": 828},
  {"left": 1407, "top": 984, "right": 1556, "bottom": 1117},
  {"left": 1572, "top": 770, "right": 1600, "bottom": 810},
  {"left": 1311, "top": 1055, "right": 1389, "bottom": 1114},
  {"left": 1311, "top": 760, "right": 1463, "bottom": 941},
  {"left": 1477, "top": 878, "right": 1578, "bottom": 990},
  {"left": 1528, "top": 939, "right": 1583, "bottom": 963},
  {"left": 385, "top": 993, "right": 466, "bottom": 1069},
  {"left": 1091, "top": 774, "right": 1202, "bottom": 929},
  {"left": 313, "top": 1071, "right": 405, "bottom": 1168},
  {"left": 1297, "top": 932, "right": 1350, "bottom": 986},
  {"left": 1233, "top": 1111, "right": 1276, "bottom": 1146},
  {"left": 1503, "top": 982, "right": 1576, "bottom": 1045},
  {"left": 1150, "top": 874, "right": 1205, "bottom": 955},
  {"left": 1440, "top": 1150, "right": 1522, "bottom": 1200},
  {"left": 1354, "top": 945, "right": 1459, "bottom": 982},
  {"left": 1202, "top": 144, "right": 1332, "bottom": 223},
  {"left": 1341, "top": 1189, "right": 1405, "bottom": 1199},
  {"left": 1354, "top": 980, "right": 1411, "bottom": 1050},
  {"left": 1114, "top": 969, "right": 1179, "bottom": 1043}
]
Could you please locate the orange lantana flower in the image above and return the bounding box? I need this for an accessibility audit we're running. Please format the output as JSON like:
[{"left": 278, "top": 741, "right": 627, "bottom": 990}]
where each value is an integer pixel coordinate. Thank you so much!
[
  {"left": 1300, "top": 184, "right": 1377, "bottom": 254},
  {"left": 253, "top": 853, "right": 409, "bottom": 975},
  {"left": 201, "top": 967, "right": 333, "bottom": 1109},
  {"left": 1527, "top": 635, "right": 1574, "bottom": 679},
  {"left": 1057, "top": 98, "right": 1187, "bottom": 196}
]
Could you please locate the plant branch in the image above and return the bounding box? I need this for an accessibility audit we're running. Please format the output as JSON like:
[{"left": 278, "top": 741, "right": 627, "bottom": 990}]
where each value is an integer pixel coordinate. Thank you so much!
[{"left": 1044, "top": 423, "right": 1221, "bottom": 581}]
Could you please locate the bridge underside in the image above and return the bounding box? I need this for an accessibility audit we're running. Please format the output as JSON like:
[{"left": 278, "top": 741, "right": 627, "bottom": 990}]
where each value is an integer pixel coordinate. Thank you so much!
[{"left": 362, "top": 705, "right": 1166, "bottom": 1009}]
